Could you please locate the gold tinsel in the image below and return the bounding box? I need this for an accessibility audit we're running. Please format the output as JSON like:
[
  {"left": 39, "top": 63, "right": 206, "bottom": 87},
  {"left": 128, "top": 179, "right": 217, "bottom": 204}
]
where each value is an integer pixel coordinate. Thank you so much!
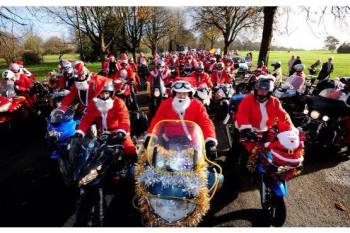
[{"left": 135, "top": 147, "right": 210, "bottom": 227}]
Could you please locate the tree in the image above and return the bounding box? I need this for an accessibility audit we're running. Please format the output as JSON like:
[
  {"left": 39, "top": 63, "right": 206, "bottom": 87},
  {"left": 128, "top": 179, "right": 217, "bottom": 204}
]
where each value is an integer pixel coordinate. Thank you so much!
[
  {"left": 258, "top": 7, "right": 277, "bottom": 65},
  {"left": 324, "top": 36, "right": 340, "bottom": 51},
  {"left": 45, "top": 7, "right": 124, "bottom": 58},
  {"left": 337, "top": 42, "right": 350, "bottom": 53},
  {"left": 24, "top": 33, "right": 43, "bottom": 54},
  {"left": 143, "top": 7, "right": 174, "bottom": 55},
  {"left": 119, "top": 7, "right": 151, "bottom": 60},
  {"left": 0, "top": 31, "right": 22, "bottom": 64},
  {"left": 198, "top": 25, "right": 221, "bottom": 49},
  {"left": 192, "top": 7, "right": 263, "bottom": 55}
]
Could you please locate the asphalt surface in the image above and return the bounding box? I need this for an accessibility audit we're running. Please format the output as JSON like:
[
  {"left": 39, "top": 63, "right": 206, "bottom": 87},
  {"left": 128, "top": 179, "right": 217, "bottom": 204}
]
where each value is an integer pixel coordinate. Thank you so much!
[{"left": 0, "top": 95, "right": 349, "bottom": 227}]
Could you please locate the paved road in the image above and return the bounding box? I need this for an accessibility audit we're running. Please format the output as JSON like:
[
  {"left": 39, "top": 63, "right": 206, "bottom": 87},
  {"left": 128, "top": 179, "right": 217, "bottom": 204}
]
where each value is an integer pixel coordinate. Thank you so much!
[{"left": 0, "top": 96, "right": 349, "bottom": 227}]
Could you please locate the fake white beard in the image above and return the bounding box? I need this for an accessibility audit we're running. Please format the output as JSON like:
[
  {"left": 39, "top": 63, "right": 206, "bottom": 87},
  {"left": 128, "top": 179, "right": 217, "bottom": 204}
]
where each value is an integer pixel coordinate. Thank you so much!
[
  {"left": 94, "top": 98, "right": 114, "bottom": 113},
  {"left": 75, "top": 80, "right": 89, "bottom": 90},
  {"left": 172, "top": 96, "right": 191, "bottom": 116}
]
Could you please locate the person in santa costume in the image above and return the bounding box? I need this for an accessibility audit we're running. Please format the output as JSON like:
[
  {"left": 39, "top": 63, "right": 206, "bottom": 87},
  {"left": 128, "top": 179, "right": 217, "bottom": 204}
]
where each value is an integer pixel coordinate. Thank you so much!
[
  {"left": 144, "top": 80, "right": 218, "bottom": 160},
  {"left": 210, "top": 61, "right": 232, "bottom": 86},
  {"left": 205, "top": 57, "right": 217, "bottom": 74},
  {"left": 56, "top": 59, "right": 75, "bottom": 90},
  {"left": 73, "top": 80, "right": 137, "bottom": 160},
  {"left": 60, "top": 61, "right": 110, "bottom": 116},
  {"left": 147, "top": 60, "right": 172, "bottom": 89},
  {"left": 9, "top": 63, "right": 35, "bottom": 107},
  {"left": 188, "top": 61, "right": 213, "bottom": 89},
  {"left": 235, "top": 75, "right": 294, "bottom": 170},
  {"left": 107, "top": 55, "right": 120, "bottom": 78}
]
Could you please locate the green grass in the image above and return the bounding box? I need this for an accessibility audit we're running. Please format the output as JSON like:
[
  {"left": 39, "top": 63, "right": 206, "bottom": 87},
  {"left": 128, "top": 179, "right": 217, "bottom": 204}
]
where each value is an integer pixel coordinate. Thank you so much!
[
  {"left": 245, "top": 50, "right": 349, "bottom": 78},
  {"left": 0, "top": 51, "right": 349, "bottom": 81}
]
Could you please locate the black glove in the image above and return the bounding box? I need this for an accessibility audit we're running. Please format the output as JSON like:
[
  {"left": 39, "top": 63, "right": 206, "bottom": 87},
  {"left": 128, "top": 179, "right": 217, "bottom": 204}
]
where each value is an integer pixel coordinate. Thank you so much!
[
  {"left": 108, "top": 131, "right": 126, "bottom": 145},
  {"left": 205, "top": 140, "right": 218, "bottom": 160},
  {"left": 144, "top": 136, "right": 151, "bottom": 148},
  {"left": 70, "top": 132, "right": 84, "bottom": 145},
  {"left": 240, "top": 128, "right": 257, "bottom": 141}
]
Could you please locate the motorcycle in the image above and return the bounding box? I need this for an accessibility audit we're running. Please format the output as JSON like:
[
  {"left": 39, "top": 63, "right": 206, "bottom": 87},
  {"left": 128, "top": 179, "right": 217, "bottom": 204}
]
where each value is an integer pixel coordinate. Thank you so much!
[
  {"left": 0, "top": 80, "right": 28, "bottom": 130},
  {"left": 69, "top": 132, "right": 129, "bottom": 226},
  {"left": 211, "top": 83, "right": 235, "bottom": 120},
  {"left": 114, "top": 78, "right": 139, "bottom": 111},
  {"left": 148, "top": 73, "right": 168, "bottom": 118},
  {"left": 234, "top": 69, "right": 258, "bottom": 95},
  {"left": 46, "top": 106, "right": 80, "bottom": 185},
  {"left": 239, "top": 127, "right": 304, "bottom": 227},
  {"left": 134, "top": 120, "right": 223, "bottom": 226},
  {"left": 300, "top": 88, "right": 350, "bottom": 157}
]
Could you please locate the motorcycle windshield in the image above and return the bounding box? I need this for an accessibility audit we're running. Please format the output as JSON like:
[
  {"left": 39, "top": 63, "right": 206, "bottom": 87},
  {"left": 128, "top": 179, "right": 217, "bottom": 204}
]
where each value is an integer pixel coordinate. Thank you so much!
[
  {"left": 146, "top": 120, "right": 206, "bottom": 172},
  {"left": 49, "top": 106, "right": 75, "bottom": 124},
  {"left": 319, "top": 88, "right": 347, "bottom": 102}
]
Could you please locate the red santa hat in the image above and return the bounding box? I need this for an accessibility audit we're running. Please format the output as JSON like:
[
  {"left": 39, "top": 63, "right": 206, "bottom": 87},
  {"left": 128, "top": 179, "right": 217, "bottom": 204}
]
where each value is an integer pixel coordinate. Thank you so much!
[{"left": 119, "top": 53, "right": 129, "bottom": 64}]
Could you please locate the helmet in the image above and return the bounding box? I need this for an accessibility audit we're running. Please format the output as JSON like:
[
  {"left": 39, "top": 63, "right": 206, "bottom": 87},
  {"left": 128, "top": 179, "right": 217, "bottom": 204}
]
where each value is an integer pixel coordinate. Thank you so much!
[
  {"left": 99, "top": 80, "right": 115, "bottom": 99},
  {"left": 2, "top": 70, "right": 15, "bottom": 81},
  {"left": 254, "top": 75, "right": 275, "bottom": 102},
  {"left": 62, "top": 61, "right": 73, "bottom": 78},
  {"left": 271, "top": 60, "right": 281, "bottom": 66},
  {"left": 129, "top": 58, "right": 134, "bottom": 64},
  {"left": 9, "top": 63, "right": 20, "bottom": 73},
  {"left": 294, "top": 64, "right": 305, "bottom": 72},
  {"left": 216, "top": 62, "right": 224, "bottom": 70},
  {"left": 109, "top": 55, "right": 116, "bottom": 62},
  {"left": 171, "top": 80, "right": 194, "bottom": 94}
]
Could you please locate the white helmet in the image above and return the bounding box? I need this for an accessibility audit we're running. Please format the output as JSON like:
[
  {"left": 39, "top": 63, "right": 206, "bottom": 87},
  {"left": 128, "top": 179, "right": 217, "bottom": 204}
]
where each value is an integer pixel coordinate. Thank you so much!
[
  {"left": 9, "top": 63, "right": 20, "bottom": 73},
  {"left": 2, "top": 70, "right": 16, "bottom": 81},
  {"left": 294, "top": 64, "right": 305, "bottom": 72},
  {"left": 171, "top": 80, "right": 194, "bottom": 94}
]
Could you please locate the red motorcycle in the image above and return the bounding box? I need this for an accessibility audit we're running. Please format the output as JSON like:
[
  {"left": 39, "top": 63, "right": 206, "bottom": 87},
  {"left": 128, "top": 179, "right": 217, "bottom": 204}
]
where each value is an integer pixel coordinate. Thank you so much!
[{"left": 0, "top": 94, "right": 27, "bottom": 129}]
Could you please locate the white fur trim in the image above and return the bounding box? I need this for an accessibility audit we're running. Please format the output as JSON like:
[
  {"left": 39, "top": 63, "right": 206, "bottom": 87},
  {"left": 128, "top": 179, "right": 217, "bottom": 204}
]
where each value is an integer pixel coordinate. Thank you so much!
[
  {"left": 259, "top": 102, "right": 268, "bottom": 131},
  {"left": 75, "top": 129, "right": 85, "bottom": 137},
  {"left": 277, "top": 131, "right": 300, "bottom": 150},
  {"left": 115, "top": 129, "right": 127, "bottom": 135},
  {"left": 238, "top": 124, "right": 253, "bottom": 131},
  {"left": 75, "top": 80, "right": 89, "bottom": 90},
  {"left": 264, "top": 142, "right": 271, "bottom": 148},
  {"left": 205, "top": 137, "right": 218, "bottom": 146},
  {"left": 271, "top": 150, "right": 304, "bottom": 163}
]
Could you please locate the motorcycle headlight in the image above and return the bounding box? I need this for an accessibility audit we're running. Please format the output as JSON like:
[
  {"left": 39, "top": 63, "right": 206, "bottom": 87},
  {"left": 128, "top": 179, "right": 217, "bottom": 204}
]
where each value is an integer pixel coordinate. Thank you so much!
[
  {"left": 322, "top": 115, "right": 330, "bottom": 122},
  {"left": 148, "top": 197, "right": 196, "bottom": 224},
  {"left": 303, "top": 109, "right": 309, "bottom": 115},
  {"left": 154, "top": 88, "right": 160, "bottom": 97},
  {"left": 0, "top": 102, "right": 11, "bottom": 112},
  {"left": 310, "top": 110, "right": 320, "bottom": 119},
  {"left": 79, "top": 164, "right": 102, "bottom": 187}
]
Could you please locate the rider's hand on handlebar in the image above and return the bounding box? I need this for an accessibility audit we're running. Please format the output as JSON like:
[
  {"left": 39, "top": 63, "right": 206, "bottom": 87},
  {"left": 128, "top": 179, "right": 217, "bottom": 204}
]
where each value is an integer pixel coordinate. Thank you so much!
[
  {"left": 108, "top": 131, "right": 126, "bottom": 145},
  {"left": 205, "top": 140, "right": 218, "bottom": 160},
  {"left": 239, "top": 128, "right": 258, "bottom": 141}
]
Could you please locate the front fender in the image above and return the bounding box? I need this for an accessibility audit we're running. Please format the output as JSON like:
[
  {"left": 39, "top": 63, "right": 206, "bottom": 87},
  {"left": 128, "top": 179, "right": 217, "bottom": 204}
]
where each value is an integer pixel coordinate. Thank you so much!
[{"left": 271, "top": 179, "right": 288, "bottom": 197}]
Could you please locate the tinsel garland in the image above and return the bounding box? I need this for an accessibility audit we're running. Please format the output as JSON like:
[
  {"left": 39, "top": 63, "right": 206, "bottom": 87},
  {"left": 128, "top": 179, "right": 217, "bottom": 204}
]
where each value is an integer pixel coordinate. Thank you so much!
[
  {"left": 135, "top": 149, "right": 210, "bottom": 227},
  {"left": 138, "top": 166, "right": 206, "bottom": 196}
]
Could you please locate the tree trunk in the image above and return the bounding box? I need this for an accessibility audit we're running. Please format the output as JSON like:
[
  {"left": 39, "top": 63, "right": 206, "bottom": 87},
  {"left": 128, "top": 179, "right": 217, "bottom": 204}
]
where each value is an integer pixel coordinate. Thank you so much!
[
  {"left": 258, "top": 7, "right": 277, "bottom": 65},
  {"left": 224, "top": 40, "right": 229, "bottom": 55}
]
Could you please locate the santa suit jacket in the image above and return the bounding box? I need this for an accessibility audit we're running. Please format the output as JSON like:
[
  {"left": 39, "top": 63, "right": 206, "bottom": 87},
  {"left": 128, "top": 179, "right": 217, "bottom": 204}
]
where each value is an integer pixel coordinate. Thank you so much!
[
  {"left": 235, "top": 93, "right": 292, "bottom": 132},
  {"left": 76, "top": 97, "right": 136, "bottom": 155},
  {"left": 77, "top": 97, "right": 130, "bottom": 136},
  {"left": 61, "top": 73, "right": 109, "bottom": 108},
  {"left": 210, "top": 70, "right": 232, "bottom": 86},
  {"left": 15, "top": 73, "right": 33, "bottom": 91},
  {"left": 147, "top": 97, "right": 217, "bottom": 143},
  {"left": 188, "top": 71, "right": 213, "bottom": 88}
]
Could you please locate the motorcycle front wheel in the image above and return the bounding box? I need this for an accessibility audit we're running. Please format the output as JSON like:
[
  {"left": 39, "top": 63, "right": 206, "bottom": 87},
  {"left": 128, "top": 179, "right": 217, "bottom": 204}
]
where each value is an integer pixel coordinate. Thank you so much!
[{"left": 260, "top": 175, "right": 287, "bottom": 227}]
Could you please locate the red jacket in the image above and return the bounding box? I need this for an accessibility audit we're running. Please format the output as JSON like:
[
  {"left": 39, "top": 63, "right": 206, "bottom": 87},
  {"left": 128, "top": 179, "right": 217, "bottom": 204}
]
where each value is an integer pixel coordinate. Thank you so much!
[
  {"left": 235, "top": 93, "right": 292, "bottom": 132},
  {"left": 147, "top": 69, "right": 172, "bottom": 85},
  {"left": 15, "top": 73, "right": 32, "bottom": 92},
  {"left": 210, "top": 70, "right": 232, "bottom": 85},
  {"left": 61, "top": 73, "right": 109, "bottom": 108},
  {"left": 77, "top": 97, "right": 136, "bottom": 156},
  {"left": 188, "top": 71, "right": 213, "bottom": 88},
  {"left": 148, "top": 97, "right": 216, "bottom": 143},
  {"left": 77, "top": 97, "right": 130, "bottom": 135}
]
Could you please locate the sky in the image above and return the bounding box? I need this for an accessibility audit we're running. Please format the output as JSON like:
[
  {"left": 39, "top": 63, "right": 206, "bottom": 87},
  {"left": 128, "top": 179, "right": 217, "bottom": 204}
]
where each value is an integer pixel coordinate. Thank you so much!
[{"left": 7, "top": 6, "right": 350, "bottom": 50}]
